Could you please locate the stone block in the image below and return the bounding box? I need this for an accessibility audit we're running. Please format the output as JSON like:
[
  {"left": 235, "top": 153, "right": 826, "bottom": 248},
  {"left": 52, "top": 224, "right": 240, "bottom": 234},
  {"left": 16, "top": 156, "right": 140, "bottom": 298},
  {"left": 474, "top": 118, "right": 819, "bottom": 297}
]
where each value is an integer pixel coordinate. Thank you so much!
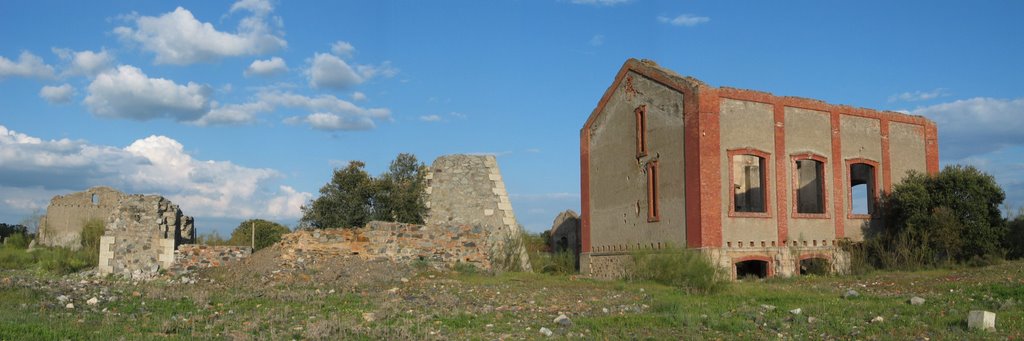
[
  {"left": 484, "top": 209, "right": 494, "bottom": 216},
  {"left": 968, "top": 310, "right": 996, "bottom": 331},
  {"left": 488, "top": 174, "right": 501, "bottom": 181}
]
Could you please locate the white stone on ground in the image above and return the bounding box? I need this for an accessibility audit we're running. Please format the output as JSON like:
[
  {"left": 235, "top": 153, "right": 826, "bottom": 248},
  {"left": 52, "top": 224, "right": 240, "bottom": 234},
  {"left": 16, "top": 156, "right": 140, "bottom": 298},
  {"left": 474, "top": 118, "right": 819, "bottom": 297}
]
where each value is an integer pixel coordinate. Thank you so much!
[{"left": 968, "top": 310, "right": 996, "bottom": 331}]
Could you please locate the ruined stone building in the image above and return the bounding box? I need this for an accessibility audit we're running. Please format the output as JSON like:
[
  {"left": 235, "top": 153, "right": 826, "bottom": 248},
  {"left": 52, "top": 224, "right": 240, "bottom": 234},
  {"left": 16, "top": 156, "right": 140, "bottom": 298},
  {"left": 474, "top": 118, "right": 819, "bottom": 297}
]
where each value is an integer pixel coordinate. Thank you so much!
[
  {"left": 580, "top": 59, "right": 939, "bottom": 279},
  {"left": 37, "top": 186, "right": 196, "bottom": 278}
]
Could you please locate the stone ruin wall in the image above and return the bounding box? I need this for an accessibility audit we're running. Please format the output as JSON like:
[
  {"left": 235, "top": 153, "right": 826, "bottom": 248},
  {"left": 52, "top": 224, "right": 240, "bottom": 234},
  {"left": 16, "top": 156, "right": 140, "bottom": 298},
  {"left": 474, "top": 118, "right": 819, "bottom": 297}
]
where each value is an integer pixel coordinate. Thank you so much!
[
  {"left": 583, "top": 247, "right": 851, "bottom": 280},
  {"left": 170, "top": 245, "right": 252, "bottom": 275},
  {"left": 424, "top": 154, "right": 531, "bottom": 271},
  {"left": 97, "top": 194, "right": 196, "bottom": 279},
  {"left": 37, "top": 186, "right": 124, "bottom": 249},
  {"left": 277, "top": 221, "right": 493, "bottom": 269}
]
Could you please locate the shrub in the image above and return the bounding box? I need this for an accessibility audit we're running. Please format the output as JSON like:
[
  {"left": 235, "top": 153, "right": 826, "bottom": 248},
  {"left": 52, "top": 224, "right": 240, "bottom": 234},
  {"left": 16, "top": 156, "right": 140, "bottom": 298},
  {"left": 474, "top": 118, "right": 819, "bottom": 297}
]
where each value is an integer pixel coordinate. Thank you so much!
[
  {"left": 3, "top": 233, "right": 30, "bottom": 249},
  {"left": 1006, "top": 214, "right": 1024, "bottom": 259},
  {"left": 627, "top": 246, "right": 724, "bottom": 294},
  {"left": 78, "top": 218, "right": 104, "bottom": 267},
  {"left": 228, "top": 219, "right": 290, "bottom": 251},
  {"left": 490, "top": 231, "right": 530, "bottom": 273}
]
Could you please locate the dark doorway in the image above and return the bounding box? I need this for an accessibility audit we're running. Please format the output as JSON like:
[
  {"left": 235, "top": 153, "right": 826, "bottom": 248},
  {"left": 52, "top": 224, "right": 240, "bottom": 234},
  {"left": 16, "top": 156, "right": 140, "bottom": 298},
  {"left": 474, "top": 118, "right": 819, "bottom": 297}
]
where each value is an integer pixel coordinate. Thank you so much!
[
  {"left": 799, "top": 258, "right": 830, "bottom": 276},
  {"left": 735, "top": 260, "right": 768, "bottom": 279}
]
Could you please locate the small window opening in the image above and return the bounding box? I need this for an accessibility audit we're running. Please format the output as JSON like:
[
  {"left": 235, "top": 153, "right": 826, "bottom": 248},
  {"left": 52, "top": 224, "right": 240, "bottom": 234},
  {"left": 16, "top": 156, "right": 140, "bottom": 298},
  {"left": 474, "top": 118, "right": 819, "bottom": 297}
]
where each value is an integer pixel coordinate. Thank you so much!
[
  {"left": 557, "top": 236, "right": 569, "bottom": 252},
  {"left": 647, "top": 160, "right": 660, "bottom": 222},
  {"left": 796, "top": 159, "right": 825, "bottom": 214},
  {"left": 735, "top": 260, "right": 768, "bottom": 279},
  {"left": 849, "top": 163, "right": 876, "bottom": 215},
  {"left": 799, "top": 258, "right": 830, "bottom": 276},
  {"left": 635, "top": 105, "right": 648, "bottom": 157},
  {"left": 91, "top": 193, "right": 99, "bottom": 205},
  {"left": 732, "top": 154, "right": 766, "bottom": 212}
]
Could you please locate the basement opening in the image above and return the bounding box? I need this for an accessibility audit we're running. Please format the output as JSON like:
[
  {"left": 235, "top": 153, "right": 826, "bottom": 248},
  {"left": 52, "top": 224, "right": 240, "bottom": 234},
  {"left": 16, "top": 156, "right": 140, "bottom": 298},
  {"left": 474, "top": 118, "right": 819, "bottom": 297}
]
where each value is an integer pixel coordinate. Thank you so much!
[
  {"left": 799, "top": 257, "right": 831, "bottom": 276},
  {"left": 735, "top": 260, "right": 768, "bottom": 279}
]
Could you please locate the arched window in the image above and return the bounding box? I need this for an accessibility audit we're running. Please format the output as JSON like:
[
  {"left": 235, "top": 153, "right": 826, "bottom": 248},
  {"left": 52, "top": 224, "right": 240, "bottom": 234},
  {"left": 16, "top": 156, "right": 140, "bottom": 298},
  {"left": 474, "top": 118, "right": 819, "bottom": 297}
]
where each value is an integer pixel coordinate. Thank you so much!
[{"left": 848, "top": 160, "right": 878, "bottom": 216}]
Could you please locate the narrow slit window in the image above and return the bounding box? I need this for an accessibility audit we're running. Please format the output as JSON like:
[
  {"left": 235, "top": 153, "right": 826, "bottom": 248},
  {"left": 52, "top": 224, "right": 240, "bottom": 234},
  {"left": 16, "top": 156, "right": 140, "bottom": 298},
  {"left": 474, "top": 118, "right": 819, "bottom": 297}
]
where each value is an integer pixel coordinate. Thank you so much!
[
  {"left": 732, "top": 154, "right": 767, "bottom": 213},
  {"left": 849, "top": 163, "right": 876, "bottom": 215},
  {"left": 635, "top": 105, "right": 647, "bottom": 157},
  {"left": 647, "top": 160, "right": 659, "bottom": 222},
  {"left": 795, "top": 158, "right": 825, "bottom": 214}
]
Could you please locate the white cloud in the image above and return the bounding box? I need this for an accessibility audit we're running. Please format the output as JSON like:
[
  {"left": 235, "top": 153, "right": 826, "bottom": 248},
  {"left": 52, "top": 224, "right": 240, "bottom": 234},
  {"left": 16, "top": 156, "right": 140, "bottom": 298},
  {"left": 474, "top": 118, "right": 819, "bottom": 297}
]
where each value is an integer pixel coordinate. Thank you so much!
[
  {"left": 449, "top": 112, "right": 467, "bottom": 119},
  {"left": 114, "top": 5, "right": 286, "bottom": 65},
  {"left": 590, "top": 34, "right": 605, "bottom": 47},
  {"left": 351, "top": 91, "right": 367, "bottom": 101},
  {"left": 914, "top": 97, "right": 1024, "bottom": 159},
  {"left": 244, "top": 56, "right": 288, "bottom": 76},
  {"left": 657, "top": 14, "right": 711, "bottom": 27},
  {"left": 39, "top": 84, "right": 74, "bottom": 104},
  {"left": 888, "top": 88, "right": 949, "bottom": 103},
  {"left": 299, "top": 112, "right": 375, "bottom": 131},
  {"left": 356, "top": 61, "right": 399, "bottom": 79},
  {"left": 191, "top": 91, "right": 390, "bottom": 127},
  {"left": 419, "top": 114, "right": 442, "bottom": 122},
  {"left": 0, "top": 51, "right": 55, "bottom": 80},
  {"left": 192, "top": 101, "right": 272, "bottom": 126},
  {"left": 52, "top": 48, "right": 114, "bottom": 77},
  {"left": 570, "top": 0, "right": 631, "bottom": 6},
  {"left": 84, "top": 65, "right": 211, "bottom": 121},
  {"left": 331, "top": 41, "right": 355, "bottom": 58},
  {"left": 0, "top": 124, "right": 310, "bottom": 220},
  {"left": 308, "top": 53, "right": 363, "bottom": 89}
]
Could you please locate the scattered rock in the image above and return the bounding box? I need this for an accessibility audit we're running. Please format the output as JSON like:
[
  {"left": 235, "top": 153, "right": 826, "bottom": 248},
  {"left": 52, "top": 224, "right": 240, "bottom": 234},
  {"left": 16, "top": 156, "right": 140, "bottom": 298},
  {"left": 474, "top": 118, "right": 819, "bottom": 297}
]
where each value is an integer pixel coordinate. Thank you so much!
[
  {"left": 362, "top": 312, "right": 376, "bottom": 322},
  {"left": 760, "top": 304, "right": 776, "bottom": 311},
  {"left": 909, "top": 296, "right": 926, "bottom": 305},
  {"left": 401, "top": 277, "right": 409, "bottom": 283},
  {"left": 65, "top": 303, "right": 74, "bottom": 309},
  {"left": 807, "top": 316, "right": 817, "bottom": 324},
  {"left": 539, "top": 327, "right": 553, "bottom": 337},
  {"left": 870, "top": 316, "right": 884, "bottom": 324},
  {"left": 601, "top": 308, "right": 609, "bottom": 314},
  {"left": 387, "top": 287, "right": 399, "bottom": 295},
  {"left": 86, "top": 297, "right": 99, "bottom": 305},
  {"left": 967, "top": 310, "right": 996, "bottom": 331},
  {"left": 789, "top": 308, "right": 802, "bottom": 315},
  {"left": 843, "top": 290, "right": 860, "bottom": 299},
  {"left": 57, "top": 295, "right": 69, "bottom": 303},
  {"left": 554, "top": 314, "right": 572, "bottom": 327}
]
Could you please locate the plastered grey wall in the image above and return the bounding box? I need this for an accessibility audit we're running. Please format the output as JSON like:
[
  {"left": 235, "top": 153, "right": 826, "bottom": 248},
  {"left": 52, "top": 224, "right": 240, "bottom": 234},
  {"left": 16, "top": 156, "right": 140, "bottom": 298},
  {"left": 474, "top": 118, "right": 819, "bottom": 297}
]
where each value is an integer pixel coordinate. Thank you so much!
[
  {"left": 839, "top": 115, "right": 882, "bottom": 240},
  {"left": 783, "top": 107, "right": 836, "bottom": 243},
  {"left": 587, "top": 70, "right": 686, "bottom": 252},
  {"left": 719, "top": 98, "right": 777, "bottom": 246},
  {"left": 37, "top": 186, "right": 124, "bottom": 249},
  {"left": 888, "top": 122, "right": 927, "bottom": 185}
]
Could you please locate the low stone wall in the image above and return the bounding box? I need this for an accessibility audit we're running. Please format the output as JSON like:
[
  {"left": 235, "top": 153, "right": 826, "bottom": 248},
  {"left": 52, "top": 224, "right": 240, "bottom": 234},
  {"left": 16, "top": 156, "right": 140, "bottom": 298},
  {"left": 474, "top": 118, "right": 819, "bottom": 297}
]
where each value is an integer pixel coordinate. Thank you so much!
[
  {"left": 581, "top": 246, "right": 851, "bottom": 280},
  {"left": 277, "top": 221, "right": 493, "bottom": 270},
  {"left": 171, "top": 245, "right": 251, "bottom": 274}
]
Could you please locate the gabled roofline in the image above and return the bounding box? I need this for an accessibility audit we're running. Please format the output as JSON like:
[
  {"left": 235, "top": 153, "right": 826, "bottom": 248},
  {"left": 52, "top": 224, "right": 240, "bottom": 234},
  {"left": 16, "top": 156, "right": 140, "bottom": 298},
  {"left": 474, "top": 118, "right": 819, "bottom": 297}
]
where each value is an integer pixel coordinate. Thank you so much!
[{"left": 581, "top": 58, "right": 706, "bottom": 134}]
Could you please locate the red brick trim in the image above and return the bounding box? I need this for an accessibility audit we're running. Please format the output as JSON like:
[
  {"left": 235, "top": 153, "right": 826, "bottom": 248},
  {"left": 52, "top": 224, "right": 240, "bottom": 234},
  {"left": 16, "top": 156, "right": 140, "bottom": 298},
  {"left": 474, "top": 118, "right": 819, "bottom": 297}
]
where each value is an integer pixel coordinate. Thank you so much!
[
  {"left": 880, "top": 119, "right": 892, "bottom": 193},
  {"left": 717, "top": 87, "right": 932, "bottom": 127},
  {"left": 830, "top": 111, "right": 845, "bottom": 239},
  {"left": 773, "top": 103, "right": 789, "bottom": 245},
  {"left": 924, "top": 121, "right": 940, "bottom": 175},
  {"left": 732, "top": 255, "right": 775, "bottom": 278},
  {"left": 580, "top": 128, "right": 591, "bottom": 253},
  {"left": 726, "top": 148, "right": 772, "bottom": 218},
  {"left": 844, "top": 158, "right": 881, "bottom": 220},
  {"left": 647, "top": 160, "right": 660, "bottom": 222},
  {"left": 636, "top": 105, "right": 648, "bottom": 158},
  {"left": 695, "top": 89, "right": 723, "bottom": 247},
  {"left": 790, "top": 153, "right": 831, "bottom": 219}
]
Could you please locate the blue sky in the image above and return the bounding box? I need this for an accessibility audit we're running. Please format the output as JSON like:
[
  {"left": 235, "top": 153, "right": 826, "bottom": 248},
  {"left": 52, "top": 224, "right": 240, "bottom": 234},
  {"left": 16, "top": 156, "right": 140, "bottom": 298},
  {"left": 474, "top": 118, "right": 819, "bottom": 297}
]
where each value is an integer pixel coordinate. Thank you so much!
[{"left": 1, "top": 0, "right": 1023, "bottom": 235}]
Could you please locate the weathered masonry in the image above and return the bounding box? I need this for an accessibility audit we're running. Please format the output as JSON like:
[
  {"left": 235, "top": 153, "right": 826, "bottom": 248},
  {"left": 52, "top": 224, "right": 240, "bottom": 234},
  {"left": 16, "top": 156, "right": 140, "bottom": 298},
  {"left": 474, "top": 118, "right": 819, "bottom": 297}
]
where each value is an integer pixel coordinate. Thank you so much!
[{"left": 580, "top": 59, "right": 939, "bottom": 279}]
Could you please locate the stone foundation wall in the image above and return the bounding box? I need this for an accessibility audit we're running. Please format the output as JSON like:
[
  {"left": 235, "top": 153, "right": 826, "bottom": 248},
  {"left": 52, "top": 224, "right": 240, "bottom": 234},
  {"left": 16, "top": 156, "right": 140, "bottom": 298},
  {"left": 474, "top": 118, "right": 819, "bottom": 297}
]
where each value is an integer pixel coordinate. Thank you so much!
[
  {"left": 170, "top": 245, "right": 251, "bottom": 274},
  {"left": 98, "top": 194, "right": 195, "bottom": 279},
  {"left": 581, "top": 246, "right": 850, "bottom": 280},
  {"left": 277, "top": 221, "right": 494, "bottom": 269}
]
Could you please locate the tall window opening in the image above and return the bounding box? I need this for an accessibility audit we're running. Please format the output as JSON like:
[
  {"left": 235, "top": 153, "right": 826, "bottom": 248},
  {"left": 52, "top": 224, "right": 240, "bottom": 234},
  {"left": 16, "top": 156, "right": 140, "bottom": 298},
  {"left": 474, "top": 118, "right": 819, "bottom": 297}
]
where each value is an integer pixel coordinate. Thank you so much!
[
  {"left": 795, "top": 158, "right": 825, "bottom": 214},
  {"left": 732, "top": 154, "right": 767, "bottom": 213},
  {"left": 91, "top": 193, "right": 99, "bottom": 205},
  {"left": 635, "top": 105, "right": 647, "bottom": 157},
  {"left": 849, "top": 162, "right": 876, "bottom": 216},
  {"left": 647, "top": 160, "right": 659, "bottom": 222}
]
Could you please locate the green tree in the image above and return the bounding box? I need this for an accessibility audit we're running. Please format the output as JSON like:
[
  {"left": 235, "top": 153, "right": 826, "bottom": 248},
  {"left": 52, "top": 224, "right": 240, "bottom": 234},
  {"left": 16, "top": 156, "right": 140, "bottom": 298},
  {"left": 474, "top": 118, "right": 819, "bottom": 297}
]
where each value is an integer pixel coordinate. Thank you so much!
[
  {"left": 301, "top": 161, "right": 374, "bottom": 228},
  {"left": 373, "top": 153, "right": 428, "bottom": 224},
  {"left": 300, "top": 154, "right": 428, "bottom": 229},
  {"left": 871, "top": 165, "right": 1007, "bottom": 268},
  {"left": 1006, "top": 209, "right": 1024, "bottom": 259},
  {"left": 228, "top": 219, "right": 291, "bottom": 251}
]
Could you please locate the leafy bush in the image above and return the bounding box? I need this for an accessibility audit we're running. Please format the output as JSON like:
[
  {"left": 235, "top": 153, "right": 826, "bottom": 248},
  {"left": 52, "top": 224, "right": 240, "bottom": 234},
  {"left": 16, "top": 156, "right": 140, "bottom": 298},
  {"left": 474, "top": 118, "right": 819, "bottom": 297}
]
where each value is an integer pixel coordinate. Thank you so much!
[
  {"left": 627, "top": 246, "right": 724, "bottom": 294},
  {"left": 301, "top": 153, "right": 428, "bottom": 229},
  {"left": 228, "top": 219, "right": 290, "bottom": 251},
  {"left": 1006, "top": 214, "right": 1024, "bottom": 259},
  {"left": 3, "top": 233, "right": 30, "bottom": 249}
]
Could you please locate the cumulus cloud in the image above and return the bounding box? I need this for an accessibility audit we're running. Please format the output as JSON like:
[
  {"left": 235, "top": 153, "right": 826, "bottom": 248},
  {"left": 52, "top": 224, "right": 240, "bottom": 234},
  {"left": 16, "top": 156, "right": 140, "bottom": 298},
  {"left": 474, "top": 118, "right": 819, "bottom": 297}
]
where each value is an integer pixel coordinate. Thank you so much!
[
  {"left": 192, "top": 101, "right": 272, "bottom": 126},
  {"left": 52, "top": 48, "right": 114, "bottom": 77},
  {"left": 84, "top": 65, "right": 212, "bottom": 121},
  {"left": 913, "top": 97, "right": 1024, "bottom": 159},
  {"left": 244, "top": 56, "right": 288, "bottom": 76},
  {"left": 657, "top": 14, "right": 711, "bottom": 27},
  {"left": 0, "top": 51, "right": 55, "bottom": 80},
  {"left": 39, "top": 84, "right": 74, "bottom": 104},
  {"left": 192, "top": 91, "right": 390, "bottom": 128},
  {"left": 331, "top": 41, "right": 355, "bottom": 58},
  {"left": 888, "top": 88, "right": 949, "bottom": 103},
  {"left": 0, "top": 124, "right": 311, "bottom": 220},
  {"left": 114, "top": 4, "right": 286, "bottom": 65},
  {"left": 308, "top": 53, "right": 363, "bottom": 89},
  {"left": 419, "top": 114, "right": 442, "bottom": 122},
  {"left": 351, "top": 91, "right": 367, "bottom": 101},
  {"left": 570, "top": 0, "right": 631, "bottom": 6},
  {"left": 296, "top": 112, "right": 375, "bottom": 131}
]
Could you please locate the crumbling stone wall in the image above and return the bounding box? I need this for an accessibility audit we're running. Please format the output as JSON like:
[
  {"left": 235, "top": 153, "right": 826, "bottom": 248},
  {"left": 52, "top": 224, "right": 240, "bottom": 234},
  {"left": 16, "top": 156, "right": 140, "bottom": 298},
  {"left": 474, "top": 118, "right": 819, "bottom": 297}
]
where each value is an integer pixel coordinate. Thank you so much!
[
  {"left": 549, "top": 210, "right": 581, "bottom": 269},
  {"left": 170, "top": 245, "right": 251, "bottom": 275},
  {"left": 37, "top": 186, "right": 124, "bottom": 249},
  {"left": 98, "top": 194, "right": 195, "bottom": 279},
  {"left": 425, "top": 155, "right": 531, "bottom": 271},
  {"left": 277, "top": 221, "right": 494, "bottom": 269}
]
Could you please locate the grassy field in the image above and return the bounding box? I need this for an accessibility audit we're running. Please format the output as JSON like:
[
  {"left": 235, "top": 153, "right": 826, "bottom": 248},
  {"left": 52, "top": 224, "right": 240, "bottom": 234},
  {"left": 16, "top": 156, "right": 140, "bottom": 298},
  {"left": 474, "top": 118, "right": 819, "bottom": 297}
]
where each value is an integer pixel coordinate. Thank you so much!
[{"left": 0, "top": 249, "right": 1021, "bottom": 340}]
